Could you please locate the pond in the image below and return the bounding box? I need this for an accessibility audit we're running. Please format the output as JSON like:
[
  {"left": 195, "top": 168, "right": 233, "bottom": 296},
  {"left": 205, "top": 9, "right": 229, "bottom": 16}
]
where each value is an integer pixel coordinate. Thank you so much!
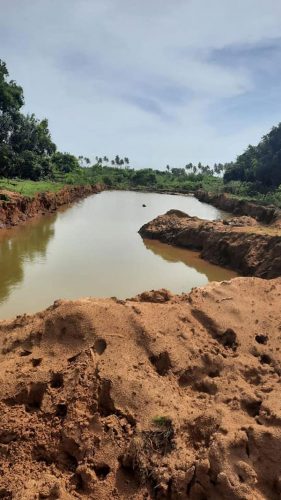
[{"left": 0, "top": 190, "right": 236, "bottom": 318}]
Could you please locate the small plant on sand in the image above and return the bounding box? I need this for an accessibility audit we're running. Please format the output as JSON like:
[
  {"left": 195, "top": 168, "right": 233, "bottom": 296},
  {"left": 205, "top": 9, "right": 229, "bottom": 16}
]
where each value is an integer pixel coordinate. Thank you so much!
[
  {"left": 122, "top": 417, "right": 175, "bottom": 484},
  {"left": 152, "top": 415, "right": 172, "bottom": 428},
  {"left": 147, "top": 416, "right": 174, "bottom": 455}
]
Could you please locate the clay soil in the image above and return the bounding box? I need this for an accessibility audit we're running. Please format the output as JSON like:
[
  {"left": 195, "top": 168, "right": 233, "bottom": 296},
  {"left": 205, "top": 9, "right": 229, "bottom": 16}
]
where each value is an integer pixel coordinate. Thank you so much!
[
  {"left": 0, "top": 278, "right": 280, "bottom": 499},
  {"left": 139, "top": 210, "right": 281, "bottom": 278},
  {"left": 0, "top": 184, "right": 103, "bottom": 229}
]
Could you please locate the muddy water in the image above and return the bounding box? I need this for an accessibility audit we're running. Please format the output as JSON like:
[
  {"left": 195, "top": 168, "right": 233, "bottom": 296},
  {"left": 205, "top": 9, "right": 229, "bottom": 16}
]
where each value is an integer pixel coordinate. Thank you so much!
[{"left": 0, "top": 190, "right": 236, "bottom": 318}]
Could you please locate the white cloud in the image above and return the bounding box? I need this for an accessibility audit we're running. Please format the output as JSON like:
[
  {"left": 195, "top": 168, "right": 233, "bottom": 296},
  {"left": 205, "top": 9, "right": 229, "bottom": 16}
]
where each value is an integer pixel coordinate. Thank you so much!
[{"left": 1, "top": 0, "right": 281, "bottom": 166}]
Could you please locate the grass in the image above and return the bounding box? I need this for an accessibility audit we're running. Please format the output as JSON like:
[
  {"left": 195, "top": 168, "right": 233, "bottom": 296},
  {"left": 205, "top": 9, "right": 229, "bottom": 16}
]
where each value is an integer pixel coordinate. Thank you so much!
[{"left": 0, "top": 178, "right": 67, "bottom": 197}]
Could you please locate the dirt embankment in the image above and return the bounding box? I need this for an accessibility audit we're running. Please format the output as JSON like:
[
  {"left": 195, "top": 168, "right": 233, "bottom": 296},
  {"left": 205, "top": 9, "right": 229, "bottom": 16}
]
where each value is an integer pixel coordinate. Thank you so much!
[
  {"left": 0, "top": 184, "right": 103, "bottom": 229},
  {"left": 0, "top": 278, "right": 280, "bottom": 499},
  {"left": 139, "top": 210, "right": 281, "bottom": 278},
  {"left": 195, "top": 190, "right": 281, "bottom": 227}
]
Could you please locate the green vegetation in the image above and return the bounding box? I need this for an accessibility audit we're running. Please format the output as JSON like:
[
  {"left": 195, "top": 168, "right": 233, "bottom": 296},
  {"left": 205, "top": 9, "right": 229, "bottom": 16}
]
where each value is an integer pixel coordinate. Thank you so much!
[
  {"left": 0, "top": 178, "right": 65, "bottom": 197},
  {"left": 220, "top": 180, "right": 281, "bottom": 207},
  {"left": 0, "top": 59, "right": 80, "bottom": 181},
  {"left": 87, "top": 163, "right": 224, "bottom": 193},
  {"left": 224, "top": 124, "right": 281, "bottom": 188},
  {"left": 152, "top": 416, "right": 172, "bottom": 428},
  {"left": 1, "top": 59, "right": 281, "bottom": 207}
]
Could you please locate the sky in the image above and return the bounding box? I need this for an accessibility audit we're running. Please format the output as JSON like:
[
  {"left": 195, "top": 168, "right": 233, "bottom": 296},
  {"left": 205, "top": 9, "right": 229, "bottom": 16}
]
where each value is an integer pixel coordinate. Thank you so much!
[{"left": 1, "top": 0, "right": 281, "bottom": 168}]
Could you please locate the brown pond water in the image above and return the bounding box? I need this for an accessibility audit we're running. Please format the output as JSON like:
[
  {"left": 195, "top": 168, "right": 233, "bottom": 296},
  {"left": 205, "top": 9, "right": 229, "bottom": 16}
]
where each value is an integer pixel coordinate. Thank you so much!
[{"left": 0, "top": 190, "right": 236, "bottom": 318}]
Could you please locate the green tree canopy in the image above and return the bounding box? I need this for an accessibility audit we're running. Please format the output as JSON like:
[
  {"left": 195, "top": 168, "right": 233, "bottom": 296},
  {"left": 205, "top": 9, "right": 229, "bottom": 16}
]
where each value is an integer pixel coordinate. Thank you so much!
[
  {"left": 52, "top": 152, "right": 79, "bottom": 173},
  {"left": 224, "top": 123, "right": 281, "bottom": 188},
  {"left": 0, "top": 60, "right": 59, "bottom": 180},
  {"left": 0, "top": 60, "right": 24, "bottom": 113}
]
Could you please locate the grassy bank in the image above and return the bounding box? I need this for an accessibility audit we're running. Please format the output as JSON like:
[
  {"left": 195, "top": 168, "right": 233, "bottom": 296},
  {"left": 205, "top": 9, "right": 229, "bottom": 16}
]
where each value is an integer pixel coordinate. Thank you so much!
[
  {"left": 1, "top": 168, "right": 281, "bottom": 208},
  {"left": 0, "top": 178, "right": 66, "bottom": 197},
  {"left": 207, "top": 180, "right": 281, "bottom": 208}
]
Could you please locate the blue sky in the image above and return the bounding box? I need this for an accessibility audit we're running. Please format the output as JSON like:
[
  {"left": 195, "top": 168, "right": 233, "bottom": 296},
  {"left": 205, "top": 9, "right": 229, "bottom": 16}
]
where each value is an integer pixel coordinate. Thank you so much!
[{"left": 1, "top": 0, "right": 281, "bottom": 168}]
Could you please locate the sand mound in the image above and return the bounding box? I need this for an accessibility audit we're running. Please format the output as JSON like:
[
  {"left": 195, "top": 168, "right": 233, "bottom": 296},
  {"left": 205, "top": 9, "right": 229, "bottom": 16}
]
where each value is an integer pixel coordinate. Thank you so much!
[{"left": 0, "top": 278, "right": 281, "bottom": 499}]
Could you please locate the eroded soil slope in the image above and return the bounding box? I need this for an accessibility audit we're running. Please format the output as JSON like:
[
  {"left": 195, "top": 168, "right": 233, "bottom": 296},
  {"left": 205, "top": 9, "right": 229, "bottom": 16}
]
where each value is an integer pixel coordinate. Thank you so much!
[
  {"left": 0, "top": 184, "right": 103, "bottom": 229},
  {"left": 195, "top": 190, "right": 281, "bottom": 227},
  {"left": 139, "top": 210, "right": 281, "bottom": 278},
  {"left": 0, "top": 278, "right": 280, "bottom": 499}
]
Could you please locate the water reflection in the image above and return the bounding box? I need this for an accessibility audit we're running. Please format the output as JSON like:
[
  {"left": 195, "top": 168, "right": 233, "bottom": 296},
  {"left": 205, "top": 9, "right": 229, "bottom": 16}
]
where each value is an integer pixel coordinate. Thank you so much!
[
  {"left": 0, "top": 191, "right": 236, "bottom": 319},
  {"left": 142, "top": 238, "right": 237, "bottom": 283},
  {"left": 0, "top": 214, "right": 56, "bottom": 304}
]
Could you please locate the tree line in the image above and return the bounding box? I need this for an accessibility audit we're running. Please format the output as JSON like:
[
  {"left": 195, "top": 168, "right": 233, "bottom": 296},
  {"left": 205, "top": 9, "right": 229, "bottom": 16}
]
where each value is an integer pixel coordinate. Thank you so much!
[{"left": 1, "top": 59, "right": 280, "bottom": 193}]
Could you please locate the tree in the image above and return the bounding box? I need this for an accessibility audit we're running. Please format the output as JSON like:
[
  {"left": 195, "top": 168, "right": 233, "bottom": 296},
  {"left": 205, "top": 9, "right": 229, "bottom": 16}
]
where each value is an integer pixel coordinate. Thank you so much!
[
  {"left": 115, "top": 155, "right": 120, "bottom": 165},
  {"left": 78, "top": 156, "right": 90, "bottom": 167},
  {"left": 0, "top": 60, "right": 59, "bottom": 180},
  {"left": 52, "top": 152, "right": 79, "bottom": 173},
  {"left": 131, "top": 169, "right": 157, "bottom": 186},
  {"left": 171, "top": 168, "right": 186, "bottom": 177},
  {"left": 10, "top": 114, "right": 56, "bottom": 156},
  {"left": 224, "top": 123, "right": 281, "bottom": 188},
  {"left": 0, "top": 60, "right": 24, "bottom": 113}
]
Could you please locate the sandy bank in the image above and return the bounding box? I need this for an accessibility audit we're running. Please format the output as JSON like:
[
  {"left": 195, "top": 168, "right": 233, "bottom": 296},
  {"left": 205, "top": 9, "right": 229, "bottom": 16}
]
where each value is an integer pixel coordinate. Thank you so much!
[
  {"left": 0, "top": 184, "right": 103, "bottom": 229},
  {"left": 0, "top": 277, "right": 280, "bottom": 498},
  {"left": 139, "top": 210, "right": 281, "bottom": 278}
]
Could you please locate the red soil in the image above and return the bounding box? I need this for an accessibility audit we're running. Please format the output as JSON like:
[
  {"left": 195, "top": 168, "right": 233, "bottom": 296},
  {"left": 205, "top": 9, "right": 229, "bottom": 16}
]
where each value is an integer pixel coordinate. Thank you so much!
[
  {"left": 0, "top": 184, "right": 103, "bottom": 229},
  {"left": 0, "top": 278, "right": 280, "bottom": 498}
]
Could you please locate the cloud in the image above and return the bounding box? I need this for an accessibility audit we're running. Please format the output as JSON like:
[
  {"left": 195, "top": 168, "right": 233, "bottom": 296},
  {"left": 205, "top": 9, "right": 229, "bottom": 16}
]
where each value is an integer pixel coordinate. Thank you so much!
[{"left": 1, "top": 0, "right": 281, "bottom": 167}]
